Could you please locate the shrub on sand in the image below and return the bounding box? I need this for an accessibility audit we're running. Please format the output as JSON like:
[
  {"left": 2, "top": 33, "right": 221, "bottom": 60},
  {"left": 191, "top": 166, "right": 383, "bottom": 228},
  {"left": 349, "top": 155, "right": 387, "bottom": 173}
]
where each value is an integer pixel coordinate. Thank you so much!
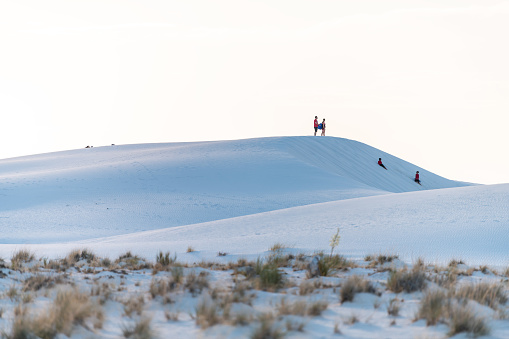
[
  {"left": 417, "top": 289, "right": 447, "bottom": 326},
  {"left": 340, "top": 275, "right": 376, "bottom": 303},
  {"left": 454, "top": 282, "right": 507, "bottom": 309},
  {"left": 387, "top": 266, "right": 427, "bottom": 293}
]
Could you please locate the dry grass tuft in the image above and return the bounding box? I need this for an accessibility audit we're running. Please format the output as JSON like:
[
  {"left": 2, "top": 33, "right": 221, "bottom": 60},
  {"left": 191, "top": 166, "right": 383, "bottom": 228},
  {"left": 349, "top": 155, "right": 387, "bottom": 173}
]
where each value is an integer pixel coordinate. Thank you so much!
[
  {"left": 10, "top": 250, "right": 36, "bottom": 270},
  {"left": 448, "top": 259, "right": 465, "bottom": 268},
  {"left": 454, "top": 282, "right": 507, "bottom": 309},
  {"left": 299, "top": 279, "right": 322, "bottom": 296},
  {"left": 417, "top": 289, "right": 447, "bottom": 326},
  {"left": 185, "top": 271, "right": 210, "bottom": 297},
  {"left": 366, "top": 253, "right": 399, "bottom": 267},
  {"left": 195, "top": 296, "right": 223, "bottom": 329},
  {"left": 122, "top": 316, "right": 155, "bottom": 339},
  {"left": 340, "top": 275, "right": 376, "bottom": 303},
  {"left": 387, "top": 266, "right": 427, "bottom": 293},
  {"left": 116, "top": 252, "right": 151, "bottom": 270},
  {"left": 65, "top": 248, "right": 96, "bottom": 267},
  {"left": 387, "top": 298, "right": 400, "bottom": 317},
  {"left": 317, "top": 254, "right": 354, "bottom": 277},
  {"left": 149, "top": 276, "right": 179, "bottom": 300},
  {"left": 432, "top": 267, "right": 458, "bottom": 289},
  {"left": 251, "top": 313, "right": 285, "bottom": 339},
  {"left": 447, "top": 304, "right": 490, "bottom": 337},
  {"left": 4, "top": 287, "right": 104, "bottom": 338},
  {"left": 123, "top": 295, "right": 145, "bottom": 318},
  {"left": 23, "top": 274, "right": 68, "bottom": 292}
]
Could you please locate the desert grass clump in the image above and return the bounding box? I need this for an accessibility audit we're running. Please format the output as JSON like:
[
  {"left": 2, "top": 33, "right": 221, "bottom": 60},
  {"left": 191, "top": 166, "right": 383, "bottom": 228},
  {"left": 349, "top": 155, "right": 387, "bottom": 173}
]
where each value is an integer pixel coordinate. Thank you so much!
[
  {"left": 101, "top": 257, "right": 112, "bottom": 268},
  {"left": 266, "top": 243, "right": 292, "bottom": 268},
  {"left": 91, "top": 281, "right": 115, "bottom": 306},
  {"left": 387, "top": 298, "right": 401, "bottom": 317},
  {"left": 277, "top": 298, "right": 308, "bottom": 317},
  {"left": 231, "top": 281, "right": 256, "bottom": 305},
  {"left": 123, "top": 295, "right": 145, "bottom": 318},
  {"left": 285, "top": 318, "right": 306, "bottom": 332},
  {"left": 65, "top": 248, "right": 96, "bottom": 267},
  {"left": 8, "top": 287, "right": 104, "bottom": 338},
  {"left": 307, "top": 300, "right": 329, "bottom": 316},
  {"left": 185, "top": 271, "right": 210, "bottom": 297},
  {"left": 6, "top": 285, "right": 19, "bottom": 301},
  {"left": 417, "top": 289, "right": 447, "bottom": 326},
  {"left": 156, "top": 251, "right": 176, "bottom": 266},
  {"left": 299, "top": 279, "right": 321, "bottom": 296},
  {"left": 23, "top": 274, "right": 68, "bottom": 292},
  {"left": 251, "top": 313, "right": 285, "bottom": 339},
  {"left": 317, "top": 253, "right": 353, "bottom": 277},
  {"left": 49, "top": 287, "right": 102, "bottom": 335},
  {"left": 195, "top": 297, "right": 223, "bottom": 329},
  {"left": 2, "top": 305, "right": 41, "bottom": 339},
  {"left": 366, "top": 253, "right": 399, "bottom": 268},
  {"left": 149, "top": 277, "right": 178, "bottom": 300},
  {"left": 447, "top": 304, "right": 490, "bottom": 337},
  {"left": 387, "top": 266, "right": 427, "bottom": 293},
  {"left": 116, "top": 252, "right": 151, "bottom": 271},
  {"left": 122, "top": 316, "right": 155, "bottom": 339},
  {"left": 340, "top": 275, "right": 376, "bottom": 303},
  {"left": 186, "top": 246, "right": 195, "bottom": 253},
  {"left": 153, "top": 251, "right": 177, "bottom": 273},
  {"left": 10, "top": 249, "right": 36, "bottom": 270},
  {"left": 454, "top": 282, "right": 508, "bottom": 309},
  {"left": 448, "top": 259, "right": 465, "bottom": 268},
  {"left": 255, "top": 263, "right": 284, "bottom": 292},
  {"left": 277, "top": 297, "right": 327, "bottom": 317}
]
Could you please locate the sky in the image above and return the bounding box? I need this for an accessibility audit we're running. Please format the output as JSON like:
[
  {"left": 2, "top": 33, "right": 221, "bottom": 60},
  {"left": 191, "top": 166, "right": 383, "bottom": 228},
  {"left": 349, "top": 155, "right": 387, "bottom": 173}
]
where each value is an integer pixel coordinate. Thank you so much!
[{"left": 0, "top": 0, "right": 508, "bottom": 184}]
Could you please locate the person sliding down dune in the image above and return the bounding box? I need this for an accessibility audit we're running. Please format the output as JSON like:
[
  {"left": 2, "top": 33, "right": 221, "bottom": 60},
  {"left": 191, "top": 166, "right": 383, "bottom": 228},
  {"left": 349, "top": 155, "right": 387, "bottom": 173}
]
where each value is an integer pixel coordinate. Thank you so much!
[
  {"left": 415, "top": 171, "right": 421, "bottom": 185},
  {"left": 378, "top": 158, "right": 387, "bottom": 170}
]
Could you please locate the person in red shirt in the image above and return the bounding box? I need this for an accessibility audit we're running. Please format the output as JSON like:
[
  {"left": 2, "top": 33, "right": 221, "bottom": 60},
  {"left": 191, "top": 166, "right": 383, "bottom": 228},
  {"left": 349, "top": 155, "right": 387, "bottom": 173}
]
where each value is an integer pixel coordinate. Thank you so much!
[
  {"left": 415, "top": 171, "right": 421, "bottom": 185},
  {"left": 314, "top": 116, "right": 318, "bottom": 136},
  {"left": 378, "top": 158, "right": 387, "bottom": 170}
]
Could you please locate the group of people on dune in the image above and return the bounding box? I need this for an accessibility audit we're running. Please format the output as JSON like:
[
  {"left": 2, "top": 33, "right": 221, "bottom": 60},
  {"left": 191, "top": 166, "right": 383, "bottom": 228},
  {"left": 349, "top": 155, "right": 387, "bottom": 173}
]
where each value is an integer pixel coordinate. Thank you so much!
[
  {"left": 378, "top": 158, "right": 421, "bottom": 185},
  {"left": 313, "top": 116, "right": 326, "bottom": 136},
  {"left": 313, "top": 116, "right": 421, "bottom": 185}
]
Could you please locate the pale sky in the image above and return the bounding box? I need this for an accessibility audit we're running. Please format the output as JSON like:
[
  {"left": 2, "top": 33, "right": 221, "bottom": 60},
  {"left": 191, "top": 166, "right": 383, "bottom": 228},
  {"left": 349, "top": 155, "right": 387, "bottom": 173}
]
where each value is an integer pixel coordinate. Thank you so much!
[{"left": 1, "top": 1, "right": 508, "bottom": 184}]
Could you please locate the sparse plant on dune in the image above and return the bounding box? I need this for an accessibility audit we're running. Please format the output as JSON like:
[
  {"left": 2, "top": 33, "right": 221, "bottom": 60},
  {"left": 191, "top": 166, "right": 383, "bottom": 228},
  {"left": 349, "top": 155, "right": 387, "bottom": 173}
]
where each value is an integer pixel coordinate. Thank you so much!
[
  {"left": 387, "top": 266, "right": 427, "bottom": 293},
  {"left": 329, "top": 228, "right": 340, "bottom": 257},
  {"left": 340, "top": 275, "right": 377, "bottom": 303},
  {"left": 122, "top": 295, "right": 145, "bottom": 318},
  {"left": 255, "top": 262, "right": 284, "bottom": 292},
  {"left": 23, "top": 274, "right": 68, "bottom": 292},
  {"left": 10, "top": 250, "right": 36, "bottom": 270},
  {"left": 122, "top": 316, "right": 155, "bottom": 339},
  {"left": 447, "top": 304, "right": 490, "bottom": 337},
  {"left": 116, "top": 252, "right": 150, "bottom": 270},
  {"left": 250, "top": 313, "right": 285, "bottom": 339},
  {"left": 454, "top": 282, "right": 507, "bottom": 309},
  {"left": 317, "top": 253, "right": 353, "bottom": 277},
  {"left": 417, "top": 289, "right": 447, "bottom": 326}
]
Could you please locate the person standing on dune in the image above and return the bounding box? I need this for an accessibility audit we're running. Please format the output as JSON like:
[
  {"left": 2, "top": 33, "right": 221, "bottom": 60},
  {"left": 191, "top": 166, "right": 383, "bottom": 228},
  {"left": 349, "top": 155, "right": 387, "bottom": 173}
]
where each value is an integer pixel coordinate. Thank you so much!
[
  {"left": 321, "top": 119, "right": 326, "bottom": 136},
  {"left": 314, "top": 116, "right": 319, "bottom": 136}
]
